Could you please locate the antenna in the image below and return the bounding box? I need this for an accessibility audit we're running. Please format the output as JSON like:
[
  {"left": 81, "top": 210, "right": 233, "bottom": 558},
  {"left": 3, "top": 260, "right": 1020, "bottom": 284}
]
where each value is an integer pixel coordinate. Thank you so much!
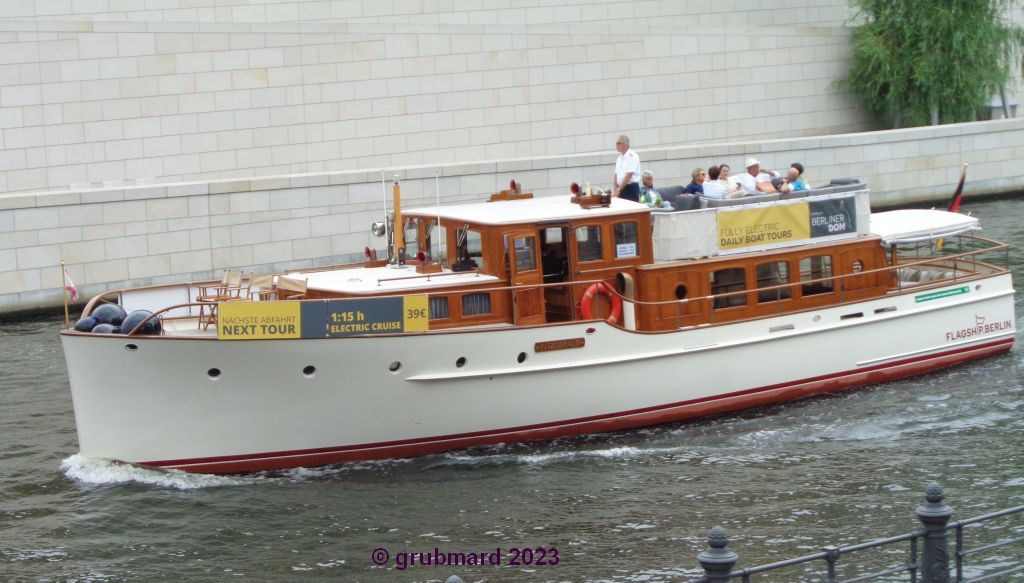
[{"left": 380, "top": 171, "right": 390, "bottom": 260}]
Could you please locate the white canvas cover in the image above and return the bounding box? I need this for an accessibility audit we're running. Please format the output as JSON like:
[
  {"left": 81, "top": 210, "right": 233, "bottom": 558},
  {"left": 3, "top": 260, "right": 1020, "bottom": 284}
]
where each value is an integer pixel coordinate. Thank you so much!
[
  {"left": 653, "top": 190, "right": 872, "bottom": 261},
  {"left": 652, "top": 209, "right": 718, "bottom": 260},
  {"left": 869, "top": 209, "right": 980, "bottom": 244}
]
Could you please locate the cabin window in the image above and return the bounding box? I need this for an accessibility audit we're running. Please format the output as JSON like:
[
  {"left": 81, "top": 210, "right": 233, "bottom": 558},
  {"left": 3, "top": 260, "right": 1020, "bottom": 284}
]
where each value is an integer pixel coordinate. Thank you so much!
[
  {"left": 544, "top": 227, "right": 562, "bottom": 244},
  {"left": 800, "top": 255, "right": 834, "bottom": 296},
  {"left": 613, "top": 221, "right": 639, "bottom": 258},
  {"left": 513, "top": 236, "right": 537, "bottom": 271},
  {"left": 756, "top": 261, "right": 792, "bottom": 303},
  {"left": 711, "top": 267, "right": 747, "bottom": 309},
  {"left": 403, "top": 218, "right": 419, "bottom": 259},
  {"left": 429, "top": 296, "right": 449, "bottom": 320},
  {"left": 455, "top": 227, "right": 485, "bottom": 271},
  {"left": 576, "top": 225, "right": 603, "bottom": 262},
  {"left": 426, "top": 222, "right": 447, "bottom": 265},
  {"left": 462, "top": 292, "right": 492, "bottom": 316}
]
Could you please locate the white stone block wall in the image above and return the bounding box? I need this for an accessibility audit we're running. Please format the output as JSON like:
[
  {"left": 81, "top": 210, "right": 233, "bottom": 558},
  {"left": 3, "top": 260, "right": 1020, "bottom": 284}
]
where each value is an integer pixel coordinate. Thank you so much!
[
  {"left": 1, "top": 117, "right": 1022, "bottom": 314},
  {"left": 0, "top": 0, "right": 881, "bottom": 194}
]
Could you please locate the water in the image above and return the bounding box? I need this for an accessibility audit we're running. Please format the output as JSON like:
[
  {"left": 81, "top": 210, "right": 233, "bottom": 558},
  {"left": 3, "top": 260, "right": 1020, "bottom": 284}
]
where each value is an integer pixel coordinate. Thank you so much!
[{"left": 2, "top": 198, "right": 1023, "bottom": 582}]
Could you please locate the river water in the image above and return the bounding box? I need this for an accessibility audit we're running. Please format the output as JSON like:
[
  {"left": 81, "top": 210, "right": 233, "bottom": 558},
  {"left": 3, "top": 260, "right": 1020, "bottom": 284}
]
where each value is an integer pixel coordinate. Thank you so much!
[{"left": 2, "top": 197, "right": 1022, "bottom": 583}]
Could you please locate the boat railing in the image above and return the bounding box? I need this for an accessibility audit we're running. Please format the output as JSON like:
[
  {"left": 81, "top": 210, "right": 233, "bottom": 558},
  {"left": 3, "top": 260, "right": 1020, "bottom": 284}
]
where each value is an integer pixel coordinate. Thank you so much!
[
  {"left": 620, "top": 233, "right": 1010, "bottom": 329},
  {"left": 71, "top": 235, "right": 1009, "bottom": 337},
  {"left": 123, "top": 302, "right": 208, "bottom": 335},
  {"left": 81, "top": 288, "right": 127, "bottom": 318}
]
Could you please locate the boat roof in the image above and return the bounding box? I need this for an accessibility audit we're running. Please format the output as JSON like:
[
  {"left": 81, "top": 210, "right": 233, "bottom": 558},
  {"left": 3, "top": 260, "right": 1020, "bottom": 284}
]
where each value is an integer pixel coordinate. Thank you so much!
[
  {"left": 869, "top": 209, "right": 980, "bottom": 244},
  {"left": 285, "top": 266, "right": 500, "bottom": 294},
  {"left": 403, "top": 195, "right": 650, "bottom": 225}
]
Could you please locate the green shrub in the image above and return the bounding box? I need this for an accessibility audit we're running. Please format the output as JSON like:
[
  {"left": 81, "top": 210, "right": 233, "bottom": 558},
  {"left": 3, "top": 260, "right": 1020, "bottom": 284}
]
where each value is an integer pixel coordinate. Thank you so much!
[{"left": 840, "top": 0, "right": 1024, "bottom": 127}]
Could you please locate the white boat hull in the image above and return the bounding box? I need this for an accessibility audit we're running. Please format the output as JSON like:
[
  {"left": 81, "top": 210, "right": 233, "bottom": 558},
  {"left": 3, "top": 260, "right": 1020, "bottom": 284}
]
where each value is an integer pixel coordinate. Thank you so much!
[{"left": 62, "top": 275, "right": 1016, "bottom": 473}]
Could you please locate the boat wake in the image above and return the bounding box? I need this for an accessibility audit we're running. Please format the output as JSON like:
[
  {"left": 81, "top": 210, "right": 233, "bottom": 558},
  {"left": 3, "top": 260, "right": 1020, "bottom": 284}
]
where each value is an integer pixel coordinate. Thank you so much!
[
  {"left": 60, "top": 454, "right": 265, "bottom": 489},
  {"left": 432, "top": 444, "right": 694, "bottom": 468}
]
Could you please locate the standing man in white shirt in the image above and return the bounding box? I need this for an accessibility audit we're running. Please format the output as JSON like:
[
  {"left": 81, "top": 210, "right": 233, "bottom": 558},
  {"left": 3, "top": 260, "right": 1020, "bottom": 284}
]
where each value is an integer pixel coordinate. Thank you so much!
[
  {"left": 733, "top": 157, "right": 780, "bottom": 195},
  {"left": 613, "top": 135, "right": 642, "bottom": 202}
]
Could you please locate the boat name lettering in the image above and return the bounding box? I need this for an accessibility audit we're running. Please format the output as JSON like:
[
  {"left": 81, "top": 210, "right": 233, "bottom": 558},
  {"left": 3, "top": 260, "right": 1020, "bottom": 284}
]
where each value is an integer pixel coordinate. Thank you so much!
[
  {"left": 945, "top": 319, "right": 1013, "bottom": 342},
  {"left": 915, "top": 286, "right": 969, "bottom": 303},
  {"left": 534, "top": 338, "right": 585, "bottom": 352}
]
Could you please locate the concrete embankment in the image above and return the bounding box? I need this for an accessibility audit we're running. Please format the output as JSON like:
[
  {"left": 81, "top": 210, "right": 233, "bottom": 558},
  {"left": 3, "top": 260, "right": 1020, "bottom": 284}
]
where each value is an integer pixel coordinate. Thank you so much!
[{"left": 2, "top": 117, "right": 1022, "bottom": 314}]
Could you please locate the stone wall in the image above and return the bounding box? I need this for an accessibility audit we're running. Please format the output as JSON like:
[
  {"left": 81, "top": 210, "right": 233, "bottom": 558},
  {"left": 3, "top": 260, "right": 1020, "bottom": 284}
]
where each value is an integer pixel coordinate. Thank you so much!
[
  {"left": 2, "top": 117, "right": 1022, "bottom": 314},
  {"left": 0, "top": 0, "right": 874, "bottom": 194}
]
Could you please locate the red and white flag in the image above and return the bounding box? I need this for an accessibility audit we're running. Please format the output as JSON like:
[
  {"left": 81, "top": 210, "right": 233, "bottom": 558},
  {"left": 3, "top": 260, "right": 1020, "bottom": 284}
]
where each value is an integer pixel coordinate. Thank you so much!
[{"left": 63, "top": 266, "right": 78, "bottom": 303}]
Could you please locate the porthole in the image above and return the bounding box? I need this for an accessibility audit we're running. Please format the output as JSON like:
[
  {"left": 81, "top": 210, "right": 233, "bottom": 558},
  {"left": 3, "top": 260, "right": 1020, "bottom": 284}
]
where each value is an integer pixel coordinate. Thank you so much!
[
  {"left": 124, "top": 343, "right": 138, "bottom": 351},
  {"left": 302, "top": 365, "right": 316, "bottom": 378},
  {"left": 675, "top": 284, "right": 688, "bottom": 300},
  {"left": 586, "top": 327, "right": 596, "bottom": 334},
  {"left": 517, "top": 352, "right": 527, "bottom": 364},
  {"left": 852, "top": 260, "right": 864, "bottom": 273},
  {"left": 207, "top": 368, "right": 221, "bottom": 380},
  {"left": 456, "top": 357, "right": 467, "bottom": 368},
  {"left": 388, "top": 361, "right": 401, "bottom": 373}
]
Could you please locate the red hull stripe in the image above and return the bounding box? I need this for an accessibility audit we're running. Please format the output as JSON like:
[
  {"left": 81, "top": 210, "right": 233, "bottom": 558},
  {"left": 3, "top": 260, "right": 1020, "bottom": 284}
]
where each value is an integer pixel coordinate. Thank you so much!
[{"left": 142, "top": 338, "right": 1013, "bottom": 473}]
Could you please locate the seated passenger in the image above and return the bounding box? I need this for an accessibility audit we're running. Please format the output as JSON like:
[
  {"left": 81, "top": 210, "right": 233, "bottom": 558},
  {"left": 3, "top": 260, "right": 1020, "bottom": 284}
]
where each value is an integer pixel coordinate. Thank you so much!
[
  {"left": 683, "top": 168, "right": 705, "bottom": 195},
  {"left": 780, "top": 167, "right": 808, "bottom": 194},
  {"left": 639, "top": 170, "right": 660, "bottom": 207},
  {"left": 734, "top": 157, "right": 779, "bottom": 195},
  {"left": 719, "top": 163, "right": 736, "bottom": 189},
  {"left": 702, "top": 165, "right": 743, "bottom": 199},
  {"left": 790, "top": 162, "right": 808, "bottom": 189}
]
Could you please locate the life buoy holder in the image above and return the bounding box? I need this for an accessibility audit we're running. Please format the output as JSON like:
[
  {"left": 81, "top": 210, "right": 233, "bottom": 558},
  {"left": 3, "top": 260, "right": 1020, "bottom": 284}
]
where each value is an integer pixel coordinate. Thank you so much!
[{"left": 580, "top": 282, "right": 623, "bottom": 324}]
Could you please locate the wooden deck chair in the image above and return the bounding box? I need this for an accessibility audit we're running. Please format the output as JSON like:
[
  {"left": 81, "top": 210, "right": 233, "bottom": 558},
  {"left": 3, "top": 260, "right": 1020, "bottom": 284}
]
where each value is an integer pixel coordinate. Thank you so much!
[
  {"left": 196, "top": 269, "right": 245, "bottom": 330},
  {"left": 276, "top": 276, "right": 307, "bottom": 300},
  {"left": 246, "top": 274, "right": 276, "bottom": 301},
  {"left": 196, "top": 269, "right": 244, "bottom": 302}
]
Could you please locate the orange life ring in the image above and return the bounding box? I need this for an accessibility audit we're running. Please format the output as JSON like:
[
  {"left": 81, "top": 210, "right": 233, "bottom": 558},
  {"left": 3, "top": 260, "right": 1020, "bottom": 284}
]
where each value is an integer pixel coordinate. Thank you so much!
[{"left": 580, "top": 282, "right": 623, "bottom": 324}]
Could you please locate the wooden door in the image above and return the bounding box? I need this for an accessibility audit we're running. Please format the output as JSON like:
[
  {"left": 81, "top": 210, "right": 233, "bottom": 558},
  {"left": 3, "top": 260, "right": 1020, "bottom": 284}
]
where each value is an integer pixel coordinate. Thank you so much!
[{"left": 508, "top": 232, "right": 545, "bottom": 325}]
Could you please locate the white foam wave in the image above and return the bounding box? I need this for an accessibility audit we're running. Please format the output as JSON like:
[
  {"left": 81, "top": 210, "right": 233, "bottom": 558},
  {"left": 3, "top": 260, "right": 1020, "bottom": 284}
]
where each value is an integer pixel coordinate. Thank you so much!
[
  {"left": 61, "top": 454, "right": 264, "bottom": 489},
  {"left": 917, "top": 394, "right": 952, "bottom": 402},
  {"left": 435, "top": 444, "right": 696, "bottom": 468},
  {"left": 274, "top": 457, "right": 414, "bottom": 480}
]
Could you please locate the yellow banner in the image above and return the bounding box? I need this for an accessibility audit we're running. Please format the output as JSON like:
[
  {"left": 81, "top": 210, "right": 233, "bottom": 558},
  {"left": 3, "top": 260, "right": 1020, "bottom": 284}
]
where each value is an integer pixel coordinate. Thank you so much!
[
  {"left": 718, "top": 202, "right": 811, "bottom": 251},
  {"left": 217, "top": 301, "right": 301, "bottom": 340},
  {"left": 403, "top": 295, "right": 429, "bottom": 332}
]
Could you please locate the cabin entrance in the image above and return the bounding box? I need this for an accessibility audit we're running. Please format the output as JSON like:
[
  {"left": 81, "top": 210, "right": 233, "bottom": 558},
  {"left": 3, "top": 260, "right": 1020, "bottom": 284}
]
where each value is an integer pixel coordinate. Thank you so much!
[
  {"left": 508, "top": 232, "right": 546, "bottom": 325},
  {"left": 540, "top": 226, "right": 573, "bottom": 321}
]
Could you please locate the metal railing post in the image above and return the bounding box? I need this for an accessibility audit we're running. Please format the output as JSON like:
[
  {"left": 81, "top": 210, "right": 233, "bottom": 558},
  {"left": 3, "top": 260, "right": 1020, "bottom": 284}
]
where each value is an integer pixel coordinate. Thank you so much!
[
  {"left": 822, "top": 545, "right": 840, "bottom": 582},
  {"left": 917, "top": 482, "right": 953, "bottom": 583},
  {"left": 698, "top": 526, "right": 739, "bottom": 582}
]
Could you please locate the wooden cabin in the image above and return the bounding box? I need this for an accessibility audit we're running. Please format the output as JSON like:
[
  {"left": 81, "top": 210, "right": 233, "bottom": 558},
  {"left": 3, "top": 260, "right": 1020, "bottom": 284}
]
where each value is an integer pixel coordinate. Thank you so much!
[{"left": 291, "top": 188, "right": 910, "bottom": 334}]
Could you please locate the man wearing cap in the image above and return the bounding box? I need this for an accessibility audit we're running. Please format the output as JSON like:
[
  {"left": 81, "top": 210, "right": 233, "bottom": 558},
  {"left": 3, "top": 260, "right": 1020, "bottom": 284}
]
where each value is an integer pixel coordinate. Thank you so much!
[
  {"left": 613, "top": 135, "right": 642, "bottom": 202},
  {"left": 733, "top": 157, "right": 779, "bottom": 196}
]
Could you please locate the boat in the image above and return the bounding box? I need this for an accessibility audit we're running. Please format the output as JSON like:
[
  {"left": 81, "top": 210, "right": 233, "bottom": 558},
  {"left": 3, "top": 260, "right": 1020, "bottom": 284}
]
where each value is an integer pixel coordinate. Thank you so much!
[{"left": 60, "top": 178, "right": 1016, "bottom": 473}]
